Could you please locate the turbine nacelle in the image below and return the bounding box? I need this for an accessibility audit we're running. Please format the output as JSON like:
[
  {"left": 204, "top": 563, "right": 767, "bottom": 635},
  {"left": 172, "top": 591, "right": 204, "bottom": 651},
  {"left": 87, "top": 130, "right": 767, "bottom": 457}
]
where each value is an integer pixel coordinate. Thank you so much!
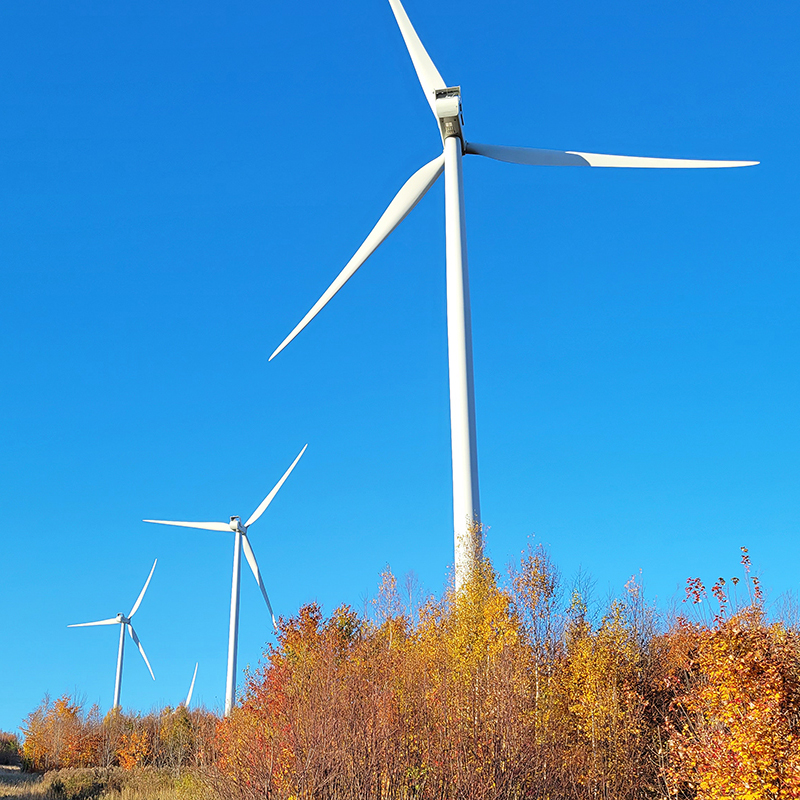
[
  {"left": 229, "top": 516, "right": 245, "bottom": 533},
  {"left": 434, "top": 86, "right": 463, "bottom": 144},
  {"left": 115, "top": 613, "right": 125, "bottom": 623}
]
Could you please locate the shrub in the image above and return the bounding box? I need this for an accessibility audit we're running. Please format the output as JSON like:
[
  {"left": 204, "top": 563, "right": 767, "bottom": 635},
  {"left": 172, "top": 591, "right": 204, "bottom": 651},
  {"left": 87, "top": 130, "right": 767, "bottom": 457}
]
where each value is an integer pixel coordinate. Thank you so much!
[
  {"left": 0, "top": 730, "right": 21, "bottom": 766},
  {"left": 22, "top": 695, "right": 102, "bottom": 772},
  {"left": 664, "top": 554, "right": 800, "bottom": 799},
  {"left": 42, "top": 767, "right": 121, "bottom": 799}
]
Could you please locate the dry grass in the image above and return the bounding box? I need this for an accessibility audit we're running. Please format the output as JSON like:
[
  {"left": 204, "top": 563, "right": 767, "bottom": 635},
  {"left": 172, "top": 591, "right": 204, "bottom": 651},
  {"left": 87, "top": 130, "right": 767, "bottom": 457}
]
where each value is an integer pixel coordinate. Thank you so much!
[
  {"left": 0, "top": 766, "right": 47, "bottom": 799},
  {"left": 0, "top": 765, "right": 209, "bottom": 800}
]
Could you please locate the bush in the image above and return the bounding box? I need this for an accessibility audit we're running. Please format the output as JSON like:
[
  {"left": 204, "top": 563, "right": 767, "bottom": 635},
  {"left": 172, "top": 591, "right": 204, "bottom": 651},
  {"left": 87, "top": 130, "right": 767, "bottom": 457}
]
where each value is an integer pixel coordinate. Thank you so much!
[
  {"left": 42, "top": 767, "right": 121, "bottom": 799},
  {"left": 664, "top": 553, "right": 800, "bottom": 799},
  {"left": 0, "top": 730, "right": 21, "bottom": 766}
]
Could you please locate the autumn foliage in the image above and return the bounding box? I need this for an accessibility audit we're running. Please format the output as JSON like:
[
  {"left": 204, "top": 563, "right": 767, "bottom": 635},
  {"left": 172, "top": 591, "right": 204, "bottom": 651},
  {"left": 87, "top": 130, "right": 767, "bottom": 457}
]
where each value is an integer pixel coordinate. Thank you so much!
[
  {"left": 212, "top": 544, "right": 800, "bottom": 800},
  {"left": 666, "top": 550, "right": 800, "bottom": 800},
  {"left": 19, "top": 546, "right": 800, "bottom": 799},
  {"left": 20, "top": 696, "right": 217, "bottom": 775}
]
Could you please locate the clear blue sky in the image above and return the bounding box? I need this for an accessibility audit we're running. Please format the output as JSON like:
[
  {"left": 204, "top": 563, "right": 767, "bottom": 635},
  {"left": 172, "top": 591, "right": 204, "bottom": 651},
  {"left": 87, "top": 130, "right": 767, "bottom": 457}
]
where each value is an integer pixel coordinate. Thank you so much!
[{"left": 1, "top": 0, "right": 796, "bottom": 731}]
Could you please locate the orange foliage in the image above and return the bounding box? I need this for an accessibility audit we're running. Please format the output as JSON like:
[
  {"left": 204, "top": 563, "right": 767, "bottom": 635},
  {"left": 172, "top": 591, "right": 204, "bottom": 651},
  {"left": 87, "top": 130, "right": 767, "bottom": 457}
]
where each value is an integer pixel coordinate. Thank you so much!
[
  {"left": 23, "top": 546, "right": 799, "bottom": 800},
  {"left": 118, "top": 728, "right": 152, "bottom": 770},
  {"left": 22, "top": 695, "right": 102, "bottom": 771},
  {"left": 21, "top": 695, "right": 217, "bottom": 774},
  {"left": 665, "top": 559, "right": 800, "bottom": 800}
]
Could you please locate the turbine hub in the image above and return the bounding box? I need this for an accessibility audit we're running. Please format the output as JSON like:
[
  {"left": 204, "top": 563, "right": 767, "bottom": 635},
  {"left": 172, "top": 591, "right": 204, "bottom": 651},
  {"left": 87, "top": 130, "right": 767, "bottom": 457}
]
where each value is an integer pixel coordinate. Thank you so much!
[{"left": 435, "top": 86, "right": 464, "bottom": 146}]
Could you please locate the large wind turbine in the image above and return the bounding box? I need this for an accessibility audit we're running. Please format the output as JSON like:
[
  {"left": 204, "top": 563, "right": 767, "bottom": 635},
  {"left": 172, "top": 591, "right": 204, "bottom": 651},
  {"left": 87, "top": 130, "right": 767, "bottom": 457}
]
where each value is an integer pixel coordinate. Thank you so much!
[
  {"left": 269, "top": 0, "right": 757, "bottom": 590},
  {"left": 68, "top": 559, "right": 157, "bottom": 710},
  {"left": 144, "top": 445, "right": 307, "bottom": 716}
]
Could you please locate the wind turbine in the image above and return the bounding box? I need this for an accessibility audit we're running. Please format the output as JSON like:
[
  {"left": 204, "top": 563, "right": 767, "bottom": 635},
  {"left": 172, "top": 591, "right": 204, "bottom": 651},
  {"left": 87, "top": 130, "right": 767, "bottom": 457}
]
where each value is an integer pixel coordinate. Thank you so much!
[
  {"left": 68, "top": 559, "right": 157, "bottom": 710},
  {"left": 144, "top": 444, "right": 307, "bottom": 716},
  {"left": 269, "top": 0, "right": 757, "bottom": 590}
]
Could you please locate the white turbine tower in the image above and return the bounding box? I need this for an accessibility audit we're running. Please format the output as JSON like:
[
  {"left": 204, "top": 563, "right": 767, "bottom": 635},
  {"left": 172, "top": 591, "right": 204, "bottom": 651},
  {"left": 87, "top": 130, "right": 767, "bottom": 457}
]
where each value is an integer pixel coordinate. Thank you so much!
[
  {"left": 68, "top": 559, "right": 157, "bottom": 710},
  {"left": 269, "top": 0, "right": 757, "bottom": 590},
  {"left": 144, "top": 444, "right": 307, "bottom": 716}
]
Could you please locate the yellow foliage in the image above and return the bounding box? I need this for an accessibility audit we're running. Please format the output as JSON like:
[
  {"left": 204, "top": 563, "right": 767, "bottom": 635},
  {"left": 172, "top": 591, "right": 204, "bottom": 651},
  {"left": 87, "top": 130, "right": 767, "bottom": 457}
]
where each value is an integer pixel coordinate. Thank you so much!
[
  {"left": 556, "top": 599, "right": 646, "bottom": 797},
  {"left": 667, "top": 609, "right": 800, "bottom": 799}
]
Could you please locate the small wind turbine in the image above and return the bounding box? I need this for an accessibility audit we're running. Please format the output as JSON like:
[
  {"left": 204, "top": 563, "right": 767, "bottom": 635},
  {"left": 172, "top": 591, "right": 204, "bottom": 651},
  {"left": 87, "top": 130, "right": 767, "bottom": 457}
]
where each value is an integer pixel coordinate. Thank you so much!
[
  {"left": 144, "top": 444, "right": 307, "bottom": 716},
  {"left": 270, "top": 0, "right": 757, "bottom": 590},
  {"left": 68, "top": 559, "right": 157, "bottom": 710}
]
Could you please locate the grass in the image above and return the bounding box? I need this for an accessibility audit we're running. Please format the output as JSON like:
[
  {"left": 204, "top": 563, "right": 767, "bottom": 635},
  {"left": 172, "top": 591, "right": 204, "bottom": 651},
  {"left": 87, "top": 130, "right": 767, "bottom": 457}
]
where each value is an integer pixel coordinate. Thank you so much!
[
  {"left": 0, "top": 766, "right": 46, "bottom": 799},
  {"left": 0, "top": 765, "right": 209, "bottom": 800}
]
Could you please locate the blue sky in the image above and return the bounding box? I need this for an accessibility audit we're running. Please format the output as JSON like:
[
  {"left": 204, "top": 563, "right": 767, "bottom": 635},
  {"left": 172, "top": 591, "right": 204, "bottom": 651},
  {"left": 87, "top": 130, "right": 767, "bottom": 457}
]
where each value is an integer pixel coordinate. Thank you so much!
[{"left": 1, "top": 0, "right": 797, "bottom": 731}]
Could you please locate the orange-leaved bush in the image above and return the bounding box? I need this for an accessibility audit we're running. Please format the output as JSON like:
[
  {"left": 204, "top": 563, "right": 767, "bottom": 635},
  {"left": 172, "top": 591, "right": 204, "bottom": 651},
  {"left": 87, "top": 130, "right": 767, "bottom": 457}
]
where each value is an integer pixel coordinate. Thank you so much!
[{"left": 665, "top": 553, "right": 800, "bottom": 800}]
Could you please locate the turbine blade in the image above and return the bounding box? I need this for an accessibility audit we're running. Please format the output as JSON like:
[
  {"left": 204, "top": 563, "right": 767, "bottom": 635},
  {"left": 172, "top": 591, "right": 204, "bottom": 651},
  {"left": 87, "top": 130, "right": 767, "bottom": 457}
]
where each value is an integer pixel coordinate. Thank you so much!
[
  {"left": 128, "top": 559, "right": 157, "bottom": 619},
  {"left": 67, "top": 618, "right": 119, "bottom": 628},
  {"left": 568, "top": 151, "right": 759, "bottom": 168},
  {"left": 245, "top": 444, "right": 308, "bottom": 528},
  {"left": 465, "top": 141, "right": 758, "bottom": 169},
  {"left": 143, "top": 519, "right": 232, "bottom": 532},
  {"left": 241, "top": 532, "right": 277, "bottom": 630},
  {"left": 127, "top": 623, "right": 155, "bottom": 680},
  {"left": 185, "top": 662, "right": 198, "bottom": 708},
  {"left": 466, "top": 143, "right": 592, "bottom": 166},
  {"left": 387, "top": 0, "right": 446, "bottom": 118},
  {"left": 269, "top": 154, "right": 444, "bottom": 361}
]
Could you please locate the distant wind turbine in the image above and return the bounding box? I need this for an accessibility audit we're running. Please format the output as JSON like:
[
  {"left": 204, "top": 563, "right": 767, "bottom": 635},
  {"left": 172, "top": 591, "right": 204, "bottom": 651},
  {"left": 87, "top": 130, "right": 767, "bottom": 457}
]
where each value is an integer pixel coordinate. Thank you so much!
[
  {"left": 269, "top": 0, "right": 757, "bottom": 590},
  {"left": 68, "top": 559, "right": 157, "bottom": 710},
  {"left": 144, "top": 445, "right": 307, "bottom": 716}
]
